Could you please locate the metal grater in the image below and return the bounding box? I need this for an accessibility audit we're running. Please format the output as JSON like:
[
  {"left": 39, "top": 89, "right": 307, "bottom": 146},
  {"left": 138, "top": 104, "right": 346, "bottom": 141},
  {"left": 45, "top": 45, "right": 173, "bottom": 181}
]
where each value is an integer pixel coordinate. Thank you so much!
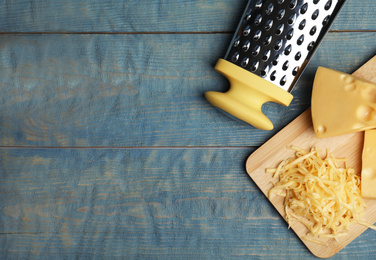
[{"left": 205, "top": 0, "right": 346, "bottom": 130}]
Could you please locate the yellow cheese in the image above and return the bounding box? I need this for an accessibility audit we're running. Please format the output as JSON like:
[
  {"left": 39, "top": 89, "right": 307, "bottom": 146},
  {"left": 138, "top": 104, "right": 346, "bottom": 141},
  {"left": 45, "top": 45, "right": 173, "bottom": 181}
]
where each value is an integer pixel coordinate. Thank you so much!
[
  {"left": 361, "top": 130, "right": 376, "bottom": 198},
  {"left": 266, "top": 146, "right": 376, "bottom": 245},
  {"left": 312, "top": 67, "right": 376, "bottom": 138}
]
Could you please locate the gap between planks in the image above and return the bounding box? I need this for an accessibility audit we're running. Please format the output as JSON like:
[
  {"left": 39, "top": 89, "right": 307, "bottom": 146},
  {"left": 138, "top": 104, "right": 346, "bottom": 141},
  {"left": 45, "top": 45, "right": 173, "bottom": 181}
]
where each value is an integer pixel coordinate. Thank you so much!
[
  {"left": 0, "top": 146, "right": 256, "bottom": 150},
  {"left": 0, "top": 30, "right": 372, "bottom": 35},
  {"left": 0, "top": 31, "right": 231, "bottom": 35}
]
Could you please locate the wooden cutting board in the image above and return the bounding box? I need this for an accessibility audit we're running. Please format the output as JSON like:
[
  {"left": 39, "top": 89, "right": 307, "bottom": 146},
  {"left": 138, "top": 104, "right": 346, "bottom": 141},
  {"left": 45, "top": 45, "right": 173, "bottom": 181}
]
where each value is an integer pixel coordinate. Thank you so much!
[{"left": 246, "top": 55, "right": 376, "bottom": 258}]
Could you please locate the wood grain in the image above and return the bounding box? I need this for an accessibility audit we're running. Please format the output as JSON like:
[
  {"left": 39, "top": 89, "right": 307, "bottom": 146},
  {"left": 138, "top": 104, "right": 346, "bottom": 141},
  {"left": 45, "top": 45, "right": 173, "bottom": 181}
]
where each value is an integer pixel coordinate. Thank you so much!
[
  {"left": 0, "top": 33, "right": 376, "bottom": 147},
  {"left": 1, "top": 0, "right": 376, "bottom": 259},
  {"left": 0, "top": 0, "right": 371, "bottom": 32},
  {"left": 246, "top": 56, "right": 376, "bottom": 258},
  {"left": 1, "top": 147, "right": 376, "bottom": 259}
]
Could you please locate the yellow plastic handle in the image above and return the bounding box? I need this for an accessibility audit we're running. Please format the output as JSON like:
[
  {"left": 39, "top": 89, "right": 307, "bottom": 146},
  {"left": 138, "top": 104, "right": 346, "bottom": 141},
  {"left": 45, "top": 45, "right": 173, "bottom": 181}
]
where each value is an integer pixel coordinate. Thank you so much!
[{"left": 205, "top": 59, "right": 294, "bottom": 130}]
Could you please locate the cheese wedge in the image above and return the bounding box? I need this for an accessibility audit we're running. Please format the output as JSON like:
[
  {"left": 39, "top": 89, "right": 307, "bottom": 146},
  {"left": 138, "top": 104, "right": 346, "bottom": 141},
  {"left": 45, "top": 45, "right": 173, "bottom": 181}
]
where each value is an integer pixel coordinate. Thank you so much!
[
  {"left": 312, "top": 67, "right": 376, "bottom": 138},
  {"left": 361, "top": 130, "right": 376, "bottom": 198}
]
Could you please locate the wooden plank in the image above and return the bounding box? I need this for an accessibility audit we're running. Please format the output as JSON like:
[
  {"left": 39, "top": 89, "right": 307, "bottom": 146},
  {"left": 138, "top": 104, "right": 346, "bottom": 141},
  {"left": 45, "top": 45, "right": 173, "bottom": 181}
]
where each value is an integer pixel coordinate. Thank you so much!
[
  {"left": 0, "top": 0, "right": 371, "bottom": 33},
  {"left": 0, "top": 0, "right": 245, "bottom": 33},
  {"left": 1, "top": 147, "right": 376, "bottom": 259},
  {"left": 0, "top": 32, "right": 375, "bottom": 147}
]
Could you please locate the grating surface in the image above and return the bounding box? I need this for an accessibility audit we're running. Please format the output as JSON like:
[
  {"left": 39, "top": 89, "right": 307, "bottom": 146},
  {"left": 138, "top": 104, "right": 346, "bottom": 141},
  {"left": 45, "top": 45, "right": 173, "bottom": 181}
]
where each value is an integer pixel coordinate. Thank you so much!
[{"left": 225, "top": 0, "right": 346, "bottom": 92}]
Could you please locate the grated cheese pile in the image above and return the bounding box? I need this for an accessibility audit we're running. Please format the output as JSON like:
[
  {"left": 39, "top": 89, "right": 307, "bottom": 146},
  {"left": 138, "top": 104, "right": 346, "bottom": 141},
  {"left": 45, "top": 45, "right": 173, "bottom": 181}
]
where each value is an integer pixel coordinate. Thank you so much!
[{"left": 266, "top": 146, "right": 376, "bottom": 245}]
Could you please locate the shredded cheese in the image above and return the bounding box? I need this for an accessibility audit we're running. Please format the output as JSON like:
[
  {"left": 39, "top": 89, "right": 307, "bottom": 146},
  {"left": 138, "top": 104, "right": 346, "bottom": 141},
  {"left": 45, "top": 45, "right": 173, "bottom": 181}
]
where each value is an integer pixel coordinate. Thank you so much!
[{"left": 266, "top": 146, "right": 376, "bottom": 244}]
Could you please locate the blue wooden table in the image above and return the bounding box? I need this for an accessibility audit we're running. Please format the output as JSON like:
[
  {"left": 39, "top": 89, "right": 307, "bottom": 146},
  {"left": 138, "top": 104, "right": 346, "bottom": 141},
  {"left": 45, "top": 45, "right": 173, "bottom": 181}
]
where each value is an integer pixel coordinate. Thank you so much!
[{"left": 1, "top": 0, "right": 376, "bottom": 259}]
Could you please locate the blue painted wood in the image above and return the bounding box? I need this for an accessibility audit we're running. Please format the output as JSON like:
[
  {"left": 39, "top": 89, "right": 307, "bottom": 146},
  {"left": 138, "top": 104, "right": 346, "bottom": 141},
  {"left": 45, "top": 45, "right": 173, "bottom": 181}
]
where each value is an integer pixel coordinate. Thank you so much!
[
  {"left": 0, "top": 0, "right": 245, "bottom": 33},
  {"left": 1, "top": 0, "right": 376, "bottom": 259},
  {"left": 1, "top": 148, "right": 376, "bottom": 259},
  {"left": 0, "top": 33, "right": 375, "bottom": 147},
  {"left": 0, "top": 0, "right": 372, "bottom": 32}
]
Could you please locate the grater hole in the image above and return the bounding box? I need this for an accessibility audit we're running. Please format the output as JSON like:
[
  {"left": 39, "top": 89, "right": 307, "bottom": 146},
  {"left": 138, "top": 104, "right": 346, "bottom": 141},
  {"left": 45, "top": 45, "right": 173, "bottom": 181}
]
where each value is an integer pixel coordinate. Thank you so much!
[
  {"left": 255, "top": 0, "right": 263, "bottom": 9},
  {"left": 280, "top": 76, "right": 287, "bottom": 86},
  {"left": 245, "top": 9, "right": 253, "bottom": 20},
  {"left": 276, "top": 24, "right": 284, "bottom": 35},
  {"left": 313, "top": 0, "right": 320, "bottom": 4},
  {"left": 295, "top": 52, "right": 302, "bottom": 61},
  {"left": 232, "top": 52, "right": 239, "bottom": 62},
  {"left": 254, "top": 14, "right": 263, "bottom": 25},
  {"left": 270, "top": 71, "right": 277, "bottom": 81},
  {"left": 312, "top": 9, "right": 319, "bottom": 20},
  {"left": 277, "top": 9, "right": 286, "bottom": 20},
  {"left": 299, "top": 19, "right": 306, "bottom": 30},
  {"left": 310, "top": 26, "right": 317, "bottom": 36},
  {"left": 251, "top": 61, "right": 259, "bottom": 72},
  {"left": 243, "top": 25, "right": 251, "bottom": 36},
  {"left": 260, "top": 66, "right": 269, "bottom": 77},
  {"left": 241, "top": 58, "right": 249, "bottom": 67},
  {"left": 242, "top": 41, "right": 250, "bottom": 52},
  {"left": 277, "top": 0, "right": 285, "bottom": 4},
  {"left": 325, "top": 0, "right": 332, "bottom": 10},
  {"left": 264, "top": 35, "right": 272, "bottom": 46},
  {"left": 307, "top": 41, "right": 315, "bottom": 51},
  {"left": 263, "top": 50, "right": 271, "bottom": 61},
  {"left": 265, "top": 19, "right": 273, "bottom": 31},
  {"left": 323, "top": 15, "right": 331, "bottom": 26},
  {"left": 253, "top": 30, "right": 262, "bottom": 41},
  {"left": 282, "top": 61, "right": 289, "bottom": 71},
  {"left": 292, "top": 66, "right": 299, "bottom": 76},
  {"left": 252, "top": 45, "right": 261, "bottom": 56},
  {"left": 274, "top": 39, "right": 283, "bottom": 51},
  {"left": 288, "top": 13, "right": 297, "bottom": 25},
  {"left": 297, "top": 35, "right": 304, "bottom": 45},
  {"left": 272, "top": 54, "right": 280, "bottom": 65},
  {"left": 284, "top": 44, "right": 292, "bottom": 55},
  {"left": 266, "top": 3, "right": 274, "bottom": 15},
  {"left": 233, "top": 36, "right": 240, "bottom": 47},
  {"left": 289, "top": 0, "right": 298, "bottom": 9},
  {"left": 300, "top": 3, "right": 308, "bottom": 14},
  {"left": 286, "top": 28, "right": 294, "bottom": 40}
]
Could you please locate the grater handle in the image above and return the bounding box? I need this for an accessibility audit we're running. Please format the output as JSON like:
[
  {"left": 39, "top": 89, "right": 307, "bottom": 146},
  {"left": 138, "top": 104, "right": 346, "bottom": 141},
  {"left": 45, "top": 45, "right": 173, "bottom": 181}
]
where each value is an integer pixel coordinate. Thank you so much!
[{"left": 205, "top": 59, "right": 293, "bottom": 130}]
